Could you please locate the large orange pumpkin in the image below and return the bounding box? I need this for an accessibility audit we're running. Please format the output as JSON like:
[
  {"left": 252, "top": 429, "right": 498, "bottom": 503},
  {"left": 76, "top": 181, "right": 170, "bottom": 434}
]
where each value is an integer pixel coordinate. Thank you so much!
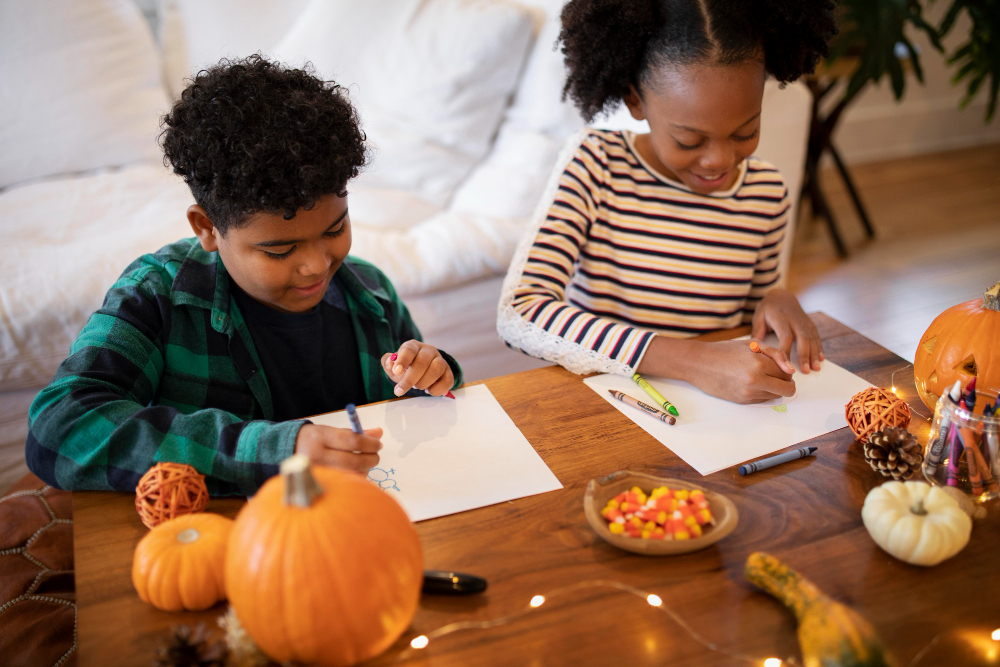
[
  {"left": 225, "top": 455, "right": 422, "bottom": 667},
  {"left": 132, "top": 513, "right": 233, "bottom": 611},
  {"left": 914, "top": 281, "right": 1000, "bottom": 411}
]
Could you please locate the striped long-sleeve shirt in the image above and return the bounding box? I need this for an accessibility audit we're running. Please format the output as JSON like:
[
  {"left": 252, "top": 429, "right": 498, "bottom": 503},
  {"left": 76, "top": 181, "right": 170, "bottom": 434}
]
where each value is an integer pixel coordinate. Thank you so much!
[{"left": 497, "top": 129, "right": 788, "bottom": 377}]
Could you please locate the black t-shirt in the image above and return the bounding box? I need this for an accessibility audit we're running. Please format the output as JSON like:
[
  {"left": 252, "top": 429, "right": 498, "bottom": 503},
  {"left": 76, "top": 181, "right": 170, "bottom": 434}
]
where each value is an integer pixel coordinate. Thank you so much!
[{"left": 230, "top": 276, "right": 366, "bottom": 421}]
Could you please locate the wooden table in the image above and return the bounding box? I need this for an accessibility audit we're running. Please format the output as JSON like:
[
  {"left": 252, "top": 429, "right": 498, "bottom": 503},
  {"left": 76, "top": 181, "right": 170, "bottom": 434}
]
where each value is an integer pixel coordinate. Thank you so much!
[{"left": 73, "top": 314, "right": 1000, "bottom": 666}]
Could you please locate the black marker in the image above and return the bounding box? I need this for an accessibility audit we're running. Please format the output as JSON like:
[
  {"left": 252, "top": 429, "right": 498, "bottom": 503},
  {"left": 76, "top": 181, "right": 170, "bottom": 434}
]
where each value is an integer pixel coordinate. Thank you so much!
[{"left": 422, "top": 570, "right": 488, "bottom": 595}]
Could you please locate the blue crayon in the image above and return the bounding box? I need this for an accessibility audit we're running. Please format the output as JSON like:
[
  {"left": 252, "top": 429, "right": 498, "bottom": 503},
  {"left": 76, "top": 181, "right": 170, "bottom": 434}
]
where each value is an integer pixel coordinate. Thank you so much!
[
  {"left": 740, "top": 447, "right": 817, "bottom": 476},
  {"left": 345, "top": 403, "right": 364, "bottom": 435},
  {"left": 963, "top": 377, "right": 977, "bottom": 412}
]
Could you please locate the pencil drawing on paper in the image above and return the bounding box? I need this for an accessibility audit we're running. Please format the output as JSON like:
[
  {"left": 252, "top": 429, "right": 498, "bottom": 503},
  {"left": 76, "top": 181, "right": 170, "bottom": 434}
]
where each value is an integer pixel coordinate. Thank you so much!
[{"left": 368, "top": 467, "right": 400, "bottom": 492}]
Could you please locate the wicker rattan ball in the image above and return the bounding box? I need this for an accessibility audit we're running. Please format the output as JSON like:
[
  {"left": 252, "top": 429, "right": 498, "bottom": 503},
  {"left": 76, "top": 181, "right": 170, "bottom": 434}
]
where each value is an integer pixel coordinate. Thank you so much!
[
  {"left": 135, "top": 463, "right": 209, "bottom": 529},
  {"left": 845, "top": 387, "right": 911, "bottom": 444}
]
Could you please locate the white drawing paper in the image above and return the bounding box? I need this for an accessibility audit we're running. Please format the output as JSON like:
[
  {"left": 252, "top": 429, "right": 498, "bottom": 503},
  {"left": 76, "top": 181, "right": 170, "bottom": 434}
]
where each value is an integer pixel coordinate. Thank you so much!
[
  {"left": 309, "top": 384, "right": 563, "bottom": 521},
  {"left": 583, "top": 342, "right": 873, "bottom": 475}
]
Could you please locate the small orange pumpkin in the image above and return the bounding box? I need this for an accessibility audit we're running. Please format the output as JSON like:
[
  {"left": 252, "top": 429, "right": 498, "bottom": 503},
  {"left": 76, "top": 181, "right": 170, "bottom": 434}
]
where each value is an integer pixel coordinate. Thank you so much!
[
  {"left": 132, "top": 513, "right": 233, "bottom": 611},
  {"left": 914, "top": 281, "right": 1000, "bottom": 410},
  {"left": 225, "top": 455, "right": 422, "bottom": 667}
]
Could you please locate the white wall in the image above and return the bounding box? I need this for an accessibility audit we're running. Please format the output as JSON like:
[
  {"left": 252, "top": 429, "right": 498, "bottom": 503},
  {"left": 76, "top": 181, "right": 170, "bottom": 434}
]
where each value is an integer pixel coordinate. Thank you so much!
[{"left": 832, "top": 6, "right": 1000, "bottom": 164}]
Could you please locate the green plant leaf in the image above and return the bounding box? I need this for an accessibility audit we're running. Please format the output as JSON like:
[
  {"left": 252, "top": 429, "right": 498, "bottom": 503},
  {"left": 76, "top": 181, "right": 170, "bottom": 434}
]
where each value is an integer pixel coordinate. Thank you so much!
[{"left": 938, "top": 0, "right": 1000, "bottom": 123}]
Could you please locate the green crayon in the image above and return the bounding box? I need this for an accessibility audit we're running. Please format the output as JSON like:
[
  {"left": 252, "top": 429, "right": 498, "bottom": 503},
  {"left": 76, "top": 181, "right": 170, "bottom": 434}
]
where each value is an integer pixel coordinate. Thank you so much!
[{"left": 631, "top": 373, "right": 679, "bottom": 417}]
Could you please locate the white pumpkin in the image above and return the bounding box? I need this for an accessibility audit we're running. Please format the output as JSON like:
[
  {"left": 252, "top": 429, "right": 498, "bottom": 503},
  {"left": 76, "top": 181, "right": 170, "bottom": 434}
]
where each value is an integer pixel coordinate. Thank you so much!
[{"left": 861, "top": 480, "right": 972, "bottom": 566}]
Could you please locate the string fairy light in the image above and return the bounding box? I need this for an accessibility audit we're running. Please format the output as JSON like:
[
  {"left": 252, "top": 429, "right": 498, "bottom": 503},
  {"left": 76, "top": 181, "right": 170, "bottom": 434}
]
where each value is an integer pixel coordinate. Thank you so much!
[
  {"left": 399, "top": 579, "right": 787, "bottom": 665},
  {"left": 397, "top": 578, "right": 994, "bottom": 666}
]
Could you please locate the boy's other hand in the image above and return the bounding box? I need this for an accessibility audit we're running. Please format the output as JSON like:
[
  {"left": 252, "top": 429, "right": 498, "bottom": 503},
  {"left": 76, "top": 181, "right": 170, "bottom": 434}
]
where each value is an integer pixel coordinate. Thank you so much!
[
  {"left": 381, "top": 340, "right": 455, "bottom": 397},
  {"left": 752, "top": 289, "right": 824, "bottom": 374},
  {"left": 294, "top": 423, "right": 383, "bottom": 474}
]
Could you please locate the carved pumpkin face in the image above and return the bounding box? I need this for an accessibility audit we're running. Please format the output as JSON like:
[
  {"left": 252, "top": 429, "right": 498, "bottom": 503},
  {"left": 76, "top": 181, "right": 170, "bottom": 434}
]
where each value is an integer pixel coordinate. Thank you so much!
[{"left": 914, "top": 282, "right": 1000, "bottom": 411}]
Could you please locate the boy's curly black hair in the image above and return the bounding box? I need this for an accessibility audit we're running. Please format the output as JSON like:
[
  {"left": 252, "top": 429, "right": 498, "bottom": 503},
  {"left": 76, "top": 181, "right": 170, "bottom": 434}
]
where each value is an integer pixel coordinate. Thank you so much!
[
  {"left": 161, "top": 54, "right": 367, "bottom": 233},
  {"left": 559, "top": 0, "right": 838, "bottom": 121}
]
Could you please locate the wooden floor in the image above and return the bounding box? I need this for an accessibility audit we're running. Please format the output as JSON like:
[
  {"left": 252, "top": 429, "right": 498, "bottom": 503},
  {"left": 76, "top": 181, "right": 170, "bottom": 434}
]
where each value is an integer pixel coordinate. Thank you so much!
[{"left": 788, "top": 143, "right": 1000, "bottom": 363}]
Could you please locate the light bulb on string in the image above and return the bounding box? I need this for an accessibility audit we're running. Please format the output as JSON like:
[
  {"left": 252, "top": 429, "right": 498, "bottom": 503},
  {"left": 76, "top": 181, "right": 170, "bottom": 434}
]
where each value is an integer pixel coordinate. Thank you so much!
[{"left": 396, "top": 579, "right": 957, "bottom": 666}]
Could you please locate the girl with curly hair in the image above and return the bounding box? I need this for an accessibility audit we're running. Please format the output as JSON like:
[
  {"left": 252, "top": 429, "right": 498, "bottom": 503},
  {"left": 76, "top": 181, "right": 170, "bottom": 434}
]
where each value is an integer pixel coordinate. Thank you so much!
[{"left": 498, "top": 0, "right": 837, "bottom": 404}]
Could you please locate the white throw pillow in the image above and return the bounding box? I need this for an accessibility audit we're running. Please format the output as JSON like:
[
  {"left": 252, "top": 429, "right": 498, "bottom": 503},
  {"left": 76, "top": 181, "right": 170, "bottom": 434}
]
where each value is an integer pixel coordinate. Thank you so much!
[
  {"left": 273, "top": 0, "right": 535, "bottom": 207},
  {"left": 0, "top": 0, "right": 171, "bottom": 190},
  {"left": 157, "top": 0, "right": 312, "bottom": 99}
]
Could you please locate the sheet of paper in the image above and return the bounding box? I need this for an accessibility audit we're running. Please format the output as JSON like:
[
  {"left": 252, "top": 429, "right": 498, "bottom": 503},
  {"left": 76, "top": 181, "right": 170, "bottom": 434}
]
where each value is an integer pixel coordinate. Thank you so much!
[
  {"left": 583, "top": 345, "right": 873, "bottom": 475},
  {"left": 309, "top": 384, "right": 562, "bottom": 521}
]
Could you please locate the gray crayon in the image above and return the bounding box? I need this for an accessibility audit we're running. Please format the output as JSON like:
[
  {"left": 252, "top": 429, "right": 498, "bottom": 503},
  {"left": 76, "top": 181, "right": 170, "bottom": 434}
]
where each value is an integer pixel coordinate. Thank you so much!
[{"left": 740, "top": 446, "right": 817, "bottom": 476}]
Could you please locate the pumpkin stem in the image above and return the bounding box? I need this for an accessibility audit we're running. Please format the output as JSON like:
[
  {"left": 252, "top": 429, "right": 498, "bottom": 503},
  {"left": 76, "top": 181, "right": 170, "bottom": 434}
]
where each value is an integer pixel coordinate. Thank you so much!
[
  {"left": 984, "top": 281, "right": 1000, "bottom": 312},
  {"left": 281, "top": 454, "right": 323, "bottom": 507},
  {"left": 910, "top": 497, "right": 928, "bottom": 516}
]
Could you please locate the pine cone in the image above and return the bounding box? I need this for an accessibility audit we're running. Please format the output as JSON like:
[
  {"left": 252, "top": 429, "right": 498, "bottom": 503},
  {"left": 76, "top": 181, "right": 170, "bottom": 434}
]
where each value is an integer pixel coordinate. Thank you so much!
[
  {"left": 154, "top": 623, "right": 228, "bottom": 667},
  {"left": 864, "top": 427, "right": 924, "bottom": 480}
]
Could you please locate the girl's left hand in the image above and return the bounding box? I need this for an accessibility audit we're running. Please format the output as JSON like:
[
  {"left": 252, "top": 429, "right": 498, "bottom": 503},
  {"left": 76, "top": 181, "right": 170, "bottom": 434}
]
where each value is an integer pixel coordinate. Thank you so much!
[
  {"left": 381, "top": 340, "right": 454, "bottom": 397},
  {"left": 751, "top": 289, "right": 824, "bottom": 373}
]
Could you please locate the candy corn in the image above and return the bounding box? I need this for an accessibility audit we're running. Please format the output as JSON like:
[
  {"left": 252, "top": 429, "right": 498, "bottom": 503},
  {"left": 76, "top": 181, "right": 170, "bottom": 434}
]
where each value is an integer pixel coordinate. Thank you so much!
[{"left": 600, "top": 484, "right": 715, "bottom": 540}]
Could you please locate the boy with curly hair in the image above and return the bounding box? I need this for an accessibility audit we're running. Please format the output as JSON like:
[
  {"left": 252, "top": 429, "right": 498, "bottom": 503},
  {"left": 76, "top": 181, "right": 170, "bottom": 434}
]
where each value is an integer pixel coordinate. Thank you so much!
[{"left": 26, "top": 56, "right": 461, "bottom": 495}]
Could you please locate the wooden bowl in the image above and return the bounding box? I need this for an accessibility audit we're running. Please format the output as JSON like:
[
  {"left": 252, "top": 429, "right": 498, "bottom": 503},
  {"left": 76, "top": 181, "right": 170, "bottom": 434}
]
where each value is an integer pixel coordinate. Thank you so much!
[{"left": 584, "top": 471, "right": 739, "bottom": 556}]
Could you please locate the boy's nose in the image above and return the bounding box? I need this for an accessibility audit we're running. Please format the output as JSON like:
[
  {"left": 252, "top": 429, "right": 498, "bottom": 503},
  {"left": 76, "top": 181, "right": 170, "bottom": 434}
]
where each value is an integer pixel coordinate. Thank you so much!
[{"left": 299, "top": 246, "right": 332, "bottom": 276}]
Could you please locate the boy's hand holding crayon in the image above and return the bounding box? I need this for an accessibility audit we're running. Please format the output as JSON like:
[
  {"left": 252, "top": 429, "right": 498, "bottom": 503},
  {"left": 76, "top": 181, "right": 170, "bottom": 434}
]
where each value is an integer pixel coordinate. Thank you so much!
[
  {"left": 751, "top": 289, "right": 824, "bottom": 374},
  {"left": 294, "top": 424, "right": 383, "bottom": 474},
  {"left": 381, "top": 340, "right": 455, "bottom": 398}
]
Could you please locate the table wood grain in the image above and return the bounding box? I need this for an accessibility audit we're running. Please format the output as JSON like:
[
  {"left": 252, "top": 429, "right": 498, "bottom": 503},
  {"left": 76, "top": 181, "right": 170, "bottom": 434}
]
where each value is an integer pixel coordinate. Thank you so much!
[{"left": 73, "top": 314, "right": 1000, "bottom": 666}]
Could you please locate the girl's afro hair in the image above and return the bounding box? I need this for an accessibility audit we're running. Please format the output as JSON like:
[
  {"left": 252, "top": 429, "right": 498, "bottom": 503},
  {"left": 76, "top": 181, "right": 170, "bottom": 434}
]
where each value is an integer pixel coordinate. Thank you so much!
[{"left": 559, "top": 0, "right": 838, "bottom": 121}]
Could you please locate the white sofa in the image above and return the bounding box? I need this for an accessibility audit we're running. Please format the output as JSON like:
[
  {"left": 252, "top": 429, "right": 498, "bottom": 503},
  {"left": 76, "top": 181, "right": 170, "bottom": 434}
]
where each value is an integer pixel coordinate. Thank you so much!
[{"left": 0, "top": 0, "right": 811, "bottom": 492}]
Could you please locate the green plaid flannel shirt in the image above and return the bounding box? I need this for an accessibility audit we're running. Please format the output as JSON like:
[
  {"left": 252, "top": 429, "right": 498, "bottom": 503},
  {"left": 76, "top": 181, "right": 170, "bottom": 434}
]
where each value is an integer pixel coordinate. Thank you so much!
[{"left": 25, "top": 238, "right": 462, "bottom": 496}]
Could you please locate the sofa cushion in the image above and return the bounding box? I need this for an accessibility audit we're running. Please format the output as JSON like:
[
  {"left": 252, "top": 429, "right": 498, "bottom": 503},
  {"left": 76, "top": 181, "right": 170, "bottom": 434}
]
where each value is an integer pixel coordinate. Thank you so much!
[
  {"left": 272, "top": 0, "right": 535, "bottom": 208},
  {"left": 0, "top": 0, "right": 171, "bottom": 190}
]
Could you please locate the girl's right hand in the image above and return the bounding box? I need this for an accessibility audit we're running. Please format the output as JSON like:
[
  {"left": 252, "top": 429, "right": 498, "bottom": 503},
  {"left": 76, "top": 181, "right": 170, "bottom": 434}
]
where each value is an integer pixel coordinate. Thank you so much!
[
  {"left": 638, "top": 336, "right": 795, "bottom": 405},
  {"left": 688, "top": 340, "right": 796, "bottom": 404},
  {"left": 294, "top": 423, "right": 383, "bottom": 474}
]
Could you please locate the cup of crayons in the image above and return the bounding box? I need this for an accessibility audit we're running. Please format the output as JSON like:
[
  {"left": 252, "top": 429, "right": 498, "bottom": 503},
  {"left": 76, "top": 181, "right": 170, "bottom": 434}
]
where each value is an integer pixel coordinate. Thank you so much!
[
  {"left": 583, "top": 470, "right": 738, "bottom": 555},
  {"left": 922, "top": 378, "right": 1000, "bottom": 501}
]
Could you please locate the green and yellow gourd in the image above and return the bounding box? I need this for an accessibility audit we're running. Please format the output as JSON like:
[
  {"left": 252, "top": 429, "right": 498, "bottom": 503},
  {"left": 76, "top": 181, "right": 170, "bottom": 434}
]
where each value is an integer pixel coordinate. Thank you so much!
[{"left": 745, "top": 552, "right": 893, "bottom": 667}]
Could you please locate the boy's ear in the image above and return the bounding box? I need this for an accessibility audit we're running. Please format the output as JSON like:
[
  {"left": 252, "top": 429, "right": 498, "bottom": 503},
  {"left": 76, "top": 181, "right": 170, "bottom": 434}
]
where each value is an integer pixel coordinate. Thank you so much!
[
  {"left": 623, "top": 85, "right": 646, "bottom": 122},
  {"left": 187, "top": 205, "right": 219, "bottom": 252}
]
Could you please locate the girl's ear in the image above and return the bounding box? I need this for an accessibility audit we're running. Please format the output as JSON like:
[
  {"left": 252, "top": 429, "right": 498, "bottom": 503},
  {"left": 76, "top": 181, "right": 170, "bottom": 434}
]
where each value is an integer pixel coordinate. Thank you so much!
[
  {"left": 623, "top": 85, "right": 646, "bottom": 121},
  {"left": 187, "top": 205, "right": 220, "bottom": 252}
]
